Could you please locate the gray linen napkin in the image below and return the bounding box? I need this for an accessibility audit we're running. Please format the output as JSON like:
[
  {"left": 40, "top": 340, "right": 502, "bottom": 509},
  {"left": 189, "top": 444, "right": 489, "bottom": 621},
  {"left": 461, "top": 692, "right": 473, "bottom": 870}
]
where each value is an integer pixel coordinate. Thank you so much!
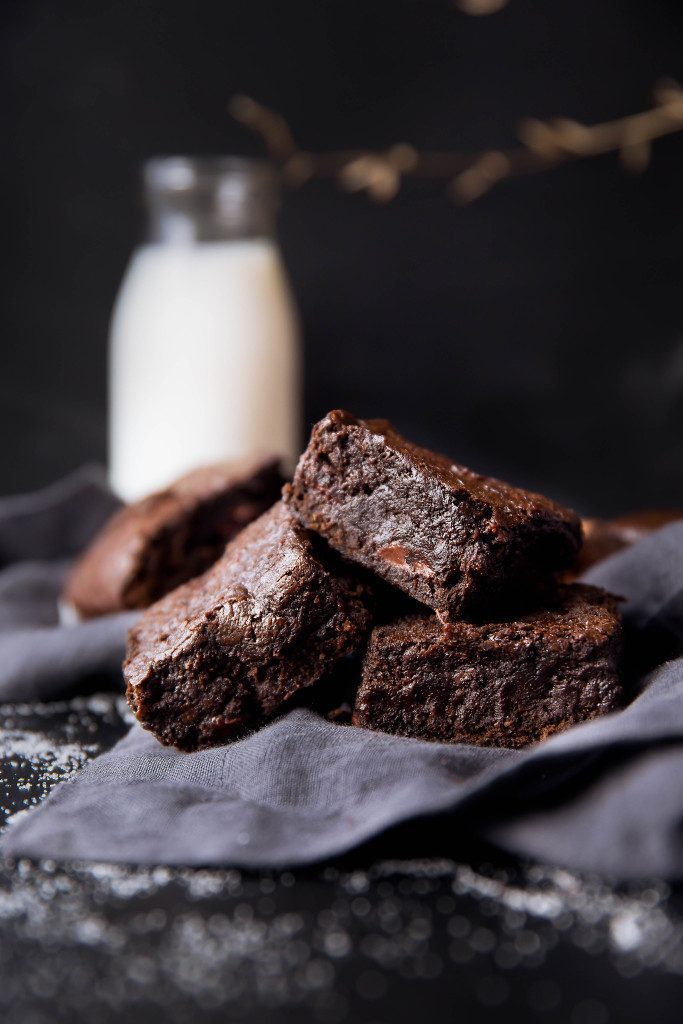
[
  {"left": 0, "top": 467, "right": 137, "bottom": 701},
  {"left": 1, "top": 471, "right": 682, "bottom": 879}
]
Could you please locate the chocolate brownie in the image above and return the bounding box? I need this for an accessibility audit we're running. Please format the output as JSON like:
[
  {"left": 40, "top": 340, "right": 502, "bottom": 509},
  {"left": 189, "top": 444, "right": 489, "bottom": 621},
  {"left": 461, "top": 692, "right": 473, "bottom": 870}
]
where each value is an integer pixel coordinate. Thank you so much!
[
  {"left": 64, "top": 458, "right": 284, "bottom": 618},
  {"left": 353, "top": 583, "right": 622, "bottom": 748},
  {"left": 572, "top": 509, "right": 683, "bottom": 576},
  {"left": 284, "top": 411, "right": 582, "bottom": 619},
  {"left": 125, "top": 501, "right": 372, "bottom": 751}
]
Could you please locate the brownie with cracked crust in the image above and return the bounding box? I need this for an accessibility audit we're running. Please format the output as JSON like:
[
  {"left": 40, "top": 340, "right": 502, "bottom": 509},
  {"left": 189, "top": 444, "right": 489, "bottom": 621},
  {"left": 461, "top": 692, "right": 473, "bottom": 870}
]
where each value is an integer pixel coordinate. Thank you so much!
[
  {"left": 64, "top": 458, "right": 284, "bottom": 619},
  {"left": 284, "top": 411, "right": 582, "bottom": 619},
  {"left": 353, "top": 583, "right": 622, "bottom": 748},
  {"left": 124, "top": 501, "right": 372, "bottom": 751}
]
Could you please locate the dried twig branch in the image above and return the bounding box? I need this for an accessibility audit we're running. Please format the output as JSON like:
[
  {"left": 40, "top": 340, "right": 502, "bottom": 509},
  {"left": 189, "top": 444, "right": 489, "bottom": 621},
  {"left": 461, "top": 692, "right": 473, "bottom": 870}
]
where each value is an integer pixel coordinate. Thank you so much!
[{"left": 229, "top": 80, "right": 683, "bottom": 204}]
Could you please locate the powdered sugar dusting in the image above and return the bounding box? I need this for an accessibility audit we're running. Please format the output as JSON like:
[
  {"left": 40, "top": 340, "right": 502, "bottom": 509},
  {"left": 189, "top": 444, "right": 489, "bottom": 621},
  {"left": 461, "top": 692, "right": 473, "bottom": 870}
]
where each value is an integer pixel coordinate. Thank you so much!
[{"left": 0, "top": 694, "right": 680, "bottom": 1022}]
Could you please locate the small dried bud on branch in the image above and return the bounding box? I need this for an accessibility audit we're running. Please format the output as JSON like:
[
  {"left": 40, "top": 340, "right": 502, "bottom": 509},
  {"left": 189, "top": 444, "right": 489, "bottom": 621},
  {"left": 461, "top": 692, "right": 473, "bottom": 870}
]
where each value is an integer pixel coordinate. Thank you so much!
[
  {"left": 228, "top": 96, "right": 297, "bottom": 163},
  {"left": 451, "top": 151, "right": 510, "bottom": 203},
  {"left": 454, "top": 0, "right": 509, "bottom": 14},
  {"left": 340, "top": 155, "right": 401, "bottom": 202}
]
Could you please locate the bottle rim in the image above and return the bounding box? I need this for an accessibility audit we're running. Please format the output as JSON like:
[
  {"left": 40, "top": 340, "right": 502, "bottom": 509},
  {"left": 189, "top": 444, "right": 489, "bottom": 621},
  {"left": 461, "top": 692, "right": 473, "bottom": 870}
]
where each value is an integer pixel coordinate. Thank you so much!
[{"left": 143, "top": 156, "right": 277, "bottom": 194}]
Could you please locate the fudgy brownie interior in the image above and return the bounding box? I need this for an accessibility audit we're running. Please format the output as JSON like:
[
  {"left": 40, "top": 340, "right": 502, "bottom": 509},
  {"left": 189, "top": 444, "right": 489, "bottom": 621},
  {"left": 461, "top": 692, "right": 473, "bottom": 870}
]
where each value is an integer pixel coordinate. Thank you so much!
[
  {"left": 285, "top": 410, "right": 582, "bottom": 619},
  {"left": 353, "top": 584, "right": 622, "bottom": 748}
]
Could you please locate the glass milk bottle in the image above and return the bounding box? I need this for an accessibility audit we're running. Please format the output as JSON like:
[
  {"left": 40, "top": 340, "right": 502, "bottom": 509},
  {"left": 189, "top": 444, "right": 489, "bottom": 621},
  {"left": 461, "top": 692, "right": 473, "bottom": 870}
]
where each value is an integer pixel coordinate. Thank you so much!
[{"left": 109, "top": 157, "right": 301, "bottom": 502}]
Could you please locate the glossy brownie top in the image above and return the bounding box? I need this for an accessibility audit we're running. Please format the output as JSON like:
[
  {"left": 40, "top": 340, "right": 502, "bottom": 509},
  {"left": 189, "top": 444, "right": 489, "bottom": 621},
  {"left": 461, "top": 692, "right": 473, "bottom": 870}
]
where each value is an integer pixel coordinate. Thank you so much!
[{"left": 124, "top": 501, "right": 373, "bottom": 749}]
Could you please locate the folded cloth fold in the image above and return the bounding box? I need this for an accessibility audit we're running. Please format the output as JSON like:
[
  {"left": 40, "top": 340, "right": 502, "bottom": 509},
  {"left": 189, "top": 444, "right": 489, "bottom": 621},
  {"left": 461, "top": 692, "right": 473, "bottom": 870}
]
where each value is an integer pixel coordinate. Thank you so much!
[
  {"left": 0, "top": 471, "right": 682, "bottom": 879},
  {"left": 0, "top": 465, "right": 120, "bottom": 567}
]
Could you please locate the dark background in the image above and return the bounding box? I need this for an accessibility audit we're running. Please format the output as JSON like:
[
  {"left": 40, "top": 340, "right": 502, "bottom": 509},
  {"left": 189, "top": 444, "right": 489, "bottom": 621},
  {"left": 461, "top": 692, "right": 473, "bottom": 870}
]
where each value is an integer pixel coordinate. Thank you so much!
[{"left": 2, "top": 0, "right": 682, "bottom": 513}]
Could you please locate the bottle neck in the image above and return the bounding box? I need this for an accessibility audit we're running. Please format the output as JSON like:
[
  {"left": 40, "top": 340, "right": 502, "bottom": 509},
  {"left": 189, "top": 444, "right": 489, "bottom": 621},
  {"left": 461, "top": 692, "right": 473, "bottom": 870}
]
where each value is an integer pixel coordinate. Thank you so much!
[
  {"left": 146, "top": 207, "right": 277, "bottom": 244},
  {"left": 143, "top": 157, "right": 279, "bottom": 244}
]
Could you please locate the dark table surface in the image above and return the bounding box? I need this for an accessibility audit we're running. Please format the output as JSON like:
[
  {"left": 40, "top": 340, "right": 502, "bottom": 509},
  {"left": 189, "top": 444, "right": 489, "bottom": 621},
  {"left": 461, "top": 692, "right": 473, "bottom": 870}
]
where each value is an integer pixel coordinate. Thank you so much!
[{"left": 0, "top": 694, "right": 681, "bottom": 1024}]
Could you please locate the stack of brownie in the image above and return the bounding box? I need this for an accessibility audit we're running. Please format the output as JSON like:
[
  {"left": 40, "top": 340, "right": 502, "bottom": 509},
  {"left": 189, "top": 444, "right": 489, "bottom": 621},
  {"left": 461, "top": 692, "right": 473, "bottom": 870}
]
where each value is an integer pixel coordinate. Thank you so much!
[{"left": 124, "top": 411, "right": 623, "bottom": 752}]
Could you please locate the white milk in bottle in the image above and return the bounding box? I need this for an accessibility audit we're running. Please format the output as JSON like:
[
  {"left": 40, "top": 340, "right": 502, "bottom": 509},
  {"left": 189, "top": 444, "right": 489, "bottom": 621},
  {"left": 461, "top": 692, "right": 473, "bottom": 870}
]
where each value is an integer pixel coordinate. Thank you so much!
[{"left": 109, "top": 157, "right": 301, "bottom": 502}]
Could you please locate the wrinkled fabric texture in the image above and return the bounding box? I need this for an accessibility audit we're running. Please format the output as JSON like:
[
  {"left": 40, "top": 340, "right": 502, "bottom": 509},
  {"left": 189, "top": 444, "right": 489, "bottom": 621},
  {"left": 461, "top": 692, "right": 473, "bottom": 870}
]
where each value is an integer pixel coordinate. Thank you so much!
[
  {"left": 0, "top": 467, "right": 137, "bottom": 701},
  {"left": 1, "top": 472, "right": 682, "bottom": 879}
]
